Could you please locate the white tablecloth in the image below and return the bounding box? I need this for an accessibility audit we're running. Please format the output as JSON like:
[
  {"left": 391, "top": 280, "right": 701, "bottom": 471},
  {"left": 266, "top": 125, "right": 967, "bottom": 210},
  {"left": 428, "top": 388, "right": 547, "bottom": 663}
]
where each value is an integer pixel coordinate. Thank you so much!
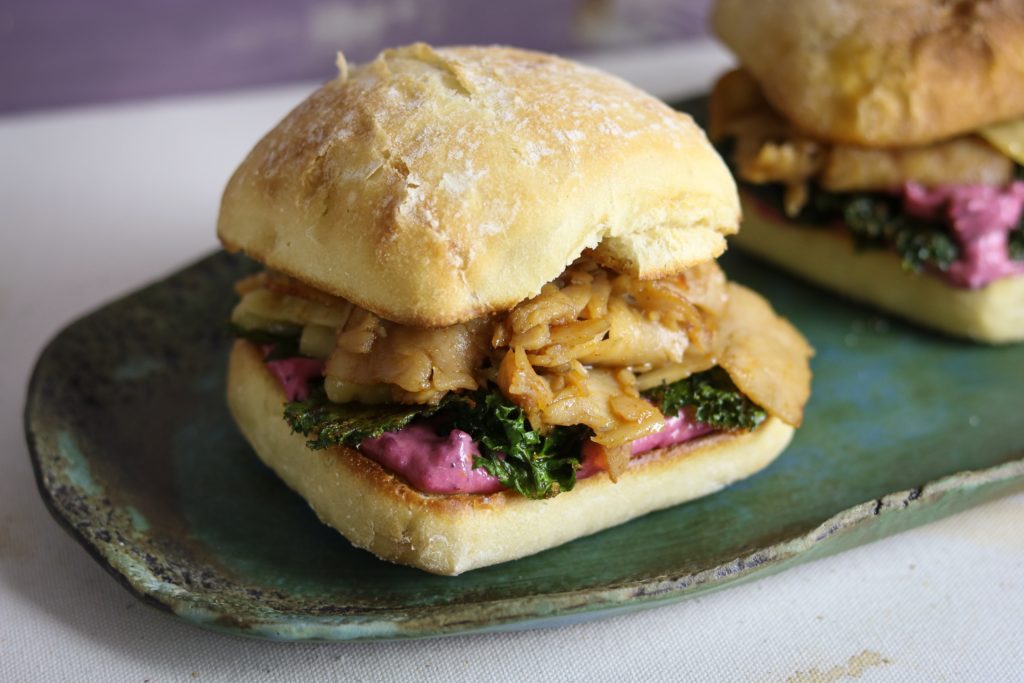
[{"left": 2, "top": 40, "right": 1021, "bottom": 682}]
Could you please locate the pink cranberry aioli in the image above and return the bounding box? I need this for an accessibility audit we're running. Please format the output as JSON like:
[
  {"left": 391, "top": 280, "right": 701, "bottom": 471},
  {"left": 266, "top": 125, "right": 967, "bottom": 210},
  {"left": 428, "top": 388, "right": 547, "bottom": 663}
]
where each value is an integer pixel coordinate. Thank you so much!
[
  {"left": 262, "top": 355, "right": 719, "bottom": 495},
  {"left": 576, "top": 410, "right": 714, "bottom": 479},
  {"left": 902, "top": 181, "right": 1024, "bottom": 288},
  {"left": 262, "top": 349, "right": 324, "bottom": 401},
  {"left": 359, "top": 423, "right": 505, "bottom": 495},
  {"left": 629, "top": 410, "right": 715, "bottom": 455},
  {"left": 360, "top": 411, "right": 716, "bottom": 494}
]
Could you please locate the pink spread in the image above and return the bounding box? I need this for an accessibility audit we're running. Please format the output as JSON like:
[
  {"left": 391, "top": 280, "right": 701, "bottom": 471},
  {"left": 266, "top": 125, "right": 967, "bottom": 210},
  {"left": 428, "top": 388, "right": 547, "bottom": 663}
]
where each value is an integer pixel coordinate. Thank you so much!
[
  {"left": 576, "top": 411, "right": 714, "bottom": 479},
  {"left": 902, "top": 181, "right": 1024, "bottom": 288},
  {"left": 262, "top": 349, "right": 324, "bottom": 401},
  {"left": 577, "top": 411, "right": 712, "bottom": 481},
  {"left": 358, "top": 409, "right": 714, "bottom": 495},
  {"left": 629, "top": 410, "right": 715, "bottom": 455},
  {"left": 359, "top": 423, "right": 505, "bottom": 495},
  {"left": 262, "top": 354, "right": 717, "bottom": 495}
]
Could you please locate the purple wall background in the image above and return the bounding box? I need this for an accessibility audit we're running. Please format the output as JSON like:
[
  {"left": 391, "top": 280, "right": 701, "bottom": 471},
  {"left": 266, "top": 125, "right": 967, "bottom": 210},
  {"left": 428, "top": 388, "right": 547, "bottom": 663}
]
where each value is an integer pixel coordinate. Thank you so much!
[{"left": 0, "top": 0, "right": 711, "bottom": 113}]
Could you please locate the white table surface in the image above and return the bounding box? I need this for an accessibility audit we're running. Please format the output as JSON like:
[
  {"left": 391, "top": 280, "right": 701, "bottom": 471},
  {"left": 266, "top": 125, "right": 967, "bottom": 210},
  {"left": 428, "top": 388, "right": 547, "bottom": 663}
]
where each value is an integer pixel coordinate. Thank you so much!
[{"left": 2, "top": 39, "right": 1022, "bottom": 683}]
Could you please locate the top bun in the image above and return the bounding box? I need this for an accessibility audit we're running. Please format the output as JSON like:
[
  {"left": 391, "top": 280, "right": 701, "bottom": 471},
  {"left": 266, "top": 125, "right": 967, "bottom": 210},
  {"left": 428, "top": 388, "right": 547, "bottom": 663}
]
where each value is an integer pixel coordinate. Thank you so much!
[
  {"left": 713, "top": 0, "right": 1024, "bottom": 147},
  {"left": 218, "top": 44, "right": 739, "bottom": 327}
]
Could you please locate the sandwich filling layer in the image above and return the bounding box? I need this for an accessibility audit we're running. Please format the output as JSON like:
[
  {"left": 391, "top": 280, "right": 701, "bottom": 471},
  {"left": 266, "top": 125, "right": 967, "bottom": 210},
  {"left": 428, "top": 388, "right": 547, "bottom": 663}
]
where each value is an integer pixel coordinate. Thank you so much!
[
  {"left": 231, "top": 256, "right": 811, "bottom": 499},
  {"left": 711, "top": 69, "right": 1024, "bottom": 289}
]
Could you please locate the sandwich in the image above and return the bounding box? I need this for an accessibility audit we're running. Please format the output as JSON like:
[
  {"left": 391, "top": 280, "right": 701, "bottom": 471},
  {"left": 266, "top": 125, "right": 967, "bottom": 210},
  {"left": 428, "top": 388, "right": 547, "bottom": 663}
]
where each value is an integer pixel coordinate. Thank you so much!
[
  {"left": 218, "top": 43, "right": 813, "bottom": 575},
  {"left": 710, "top": 0, "right": 1024, "bottom": 343}
]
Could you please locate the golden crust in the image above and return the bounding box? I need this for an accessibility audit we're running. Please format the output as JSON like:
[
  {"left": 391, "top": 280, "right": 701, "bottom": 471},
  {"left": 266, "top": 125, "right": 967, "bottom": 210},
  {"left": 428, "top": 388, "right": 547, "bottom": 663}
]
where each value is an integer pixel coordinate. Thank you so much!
[
  {"left": 712, "top": 0, "right": 1024, "bottom": 147},
  {"left": 218, "top": 44, "right": 739, "bottom": 327},
  {"left": 227, "top": 340, "right": 796, "bottom": 575},
  {"left": 734, "top": 187, "right": 1024, "bottom": 344}
]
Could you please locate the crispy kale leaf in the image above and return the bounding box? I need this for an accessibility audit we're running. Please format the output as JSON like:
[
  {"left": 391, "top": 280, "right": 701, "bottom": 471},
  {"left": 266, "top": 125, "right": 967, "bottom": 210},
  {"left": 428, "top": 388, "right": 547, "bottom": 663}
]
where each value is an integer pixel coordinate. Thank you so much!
[
  {"left": 799, "top": 190, "right": 960, "bottom": 272},
  {"left": 229, "top": 323, "right": 302, "bottom": 360},
  {"left": 284, "top": 388, "right": 450, "bottom": 450},
  {"left": 449, "top": 392, "right": 588, "bottom": 500},
  {"left": 1012, "top": 166, "right": 1024, "bottom": 260},
  {"left": 282, "top": 387, "right": 586, "bottom": 499},
  {"left": 643, "top": 367, "right": 766, "bottom": 431},
  {"left": 1011, "top": 225, "right": 1024, "bottom": 261},
  {"left": 284, "top": 387, "right": 452, "bottom": 450}
]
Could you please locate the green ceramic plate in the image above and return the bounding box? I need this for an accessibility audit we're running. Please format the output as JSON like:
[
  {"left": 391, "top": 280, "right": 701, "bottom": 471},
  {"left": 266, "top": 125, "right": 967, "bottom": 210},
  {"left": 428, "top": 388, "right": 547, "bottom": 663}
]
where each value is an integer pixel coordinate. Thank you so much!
[
  {"left": 24, "top": 98, "right": 1024, "bottom": 642},
  {"left": 25, "top": 248, "right": 1024, "bottom": 641}
]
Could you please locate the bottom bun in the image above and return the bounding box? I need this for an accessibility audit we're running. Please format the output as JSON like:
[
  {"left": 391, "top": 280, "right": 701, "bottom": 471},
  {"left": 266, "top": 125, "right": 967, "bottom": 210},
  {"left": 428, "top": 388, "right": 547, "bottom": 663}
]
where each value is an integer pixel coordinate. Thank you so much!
[
  {"left": 227, "top": 340, "right": 795, "bottom": 576},
  {"left": 735, "top": 188, "right": 1024, "bottom": 344}
]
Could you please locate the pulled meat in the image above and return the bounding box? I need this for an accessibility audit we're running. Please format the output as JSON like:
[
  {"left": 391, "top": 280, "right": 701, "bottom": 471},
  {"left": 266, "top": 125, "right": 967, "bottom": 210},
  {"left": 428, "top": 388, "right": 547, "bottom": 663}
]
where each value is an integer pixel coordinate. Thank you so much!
[
  {"left": 821, "top": 138, "right": 1012, "bottom": 193},
  {"left": 710, "top": 69, "right": 824, "bottom": 216},
  {"left": 715, "top": 284, "right": 813, "bottom": 428},
  {"left": 494, "top": 258, "right": 724, "bottom": 366},
  {"left": 234, "top": 258, "right": 730, "bottom": 447},
  {"left": 492, "top": 258, "right": 725, "bottom": 450},
  {"left": 710, "top": 69, "right": 1014, "bottom": 215},
  {"left": 323, "top": 256, "right": 727, "bottom": 448},
  {"left": 232, "top": 256, "right": 810, "bottom": 457},
  {"left": 325, "top": 312, "right": 491, "bottom": 404}
]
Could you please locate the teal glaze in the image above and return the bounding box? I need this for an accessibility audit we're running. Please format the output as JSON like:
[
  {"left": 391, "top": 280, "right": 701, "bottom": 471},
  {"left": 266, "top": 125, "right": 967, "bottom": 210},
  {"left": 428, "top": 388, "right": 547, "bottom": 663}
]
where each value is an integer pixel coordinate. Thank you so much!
[
  {"left": 113, "top": 356, "right": 166, "bottom": 382},
  {"left": 126, "top": 506, "right": 151, "bottom": 533},
  {"left": 56, "top": 430, "right": 102, "bottom": 497}
]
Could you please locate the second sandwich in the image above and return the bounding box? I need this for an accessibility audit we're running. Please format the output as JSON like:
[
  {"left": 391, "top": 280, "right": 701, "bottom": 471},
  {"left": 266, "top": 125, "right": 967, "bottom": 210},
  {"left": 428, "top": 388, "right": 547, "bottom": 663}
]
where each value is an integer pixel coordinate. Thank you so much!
[{"left": 711, "top": 0, "right": 1024, "bottom": 343}]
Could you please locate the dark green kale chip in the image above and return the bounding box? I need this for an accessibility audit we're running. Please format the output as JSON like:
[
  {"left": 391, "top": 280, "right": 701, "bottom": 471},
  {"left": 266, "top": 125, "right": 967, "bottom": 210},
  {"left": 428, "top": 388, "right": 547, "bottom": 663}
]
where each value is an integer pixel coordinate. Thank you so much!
[
  {"left": 642, "top": 367, "right": 766, "bottom": 432},
  {"left": 802, "top": 192, "right": 959, "bottom": 272},
  {"left": 1010, "top": 226, "right": 1024, "bottom": 261},
  {"left": 1003, "top": 165, "right": 1019, "bottom": 259},
  {"left": 283, "top": 387, "right": 450, "bottom": 450},
  {"left": 449, "top": 392, "right": 588, "bottom": 500},
  {"left": 282, "top": 386, "right": 586, "bottom": 499},
  {"left": 1011, "top": 169, "right": 1024, "bottom": 260},
  {"left": 229, "top": 323, "right": 303, "bottom": 360}
]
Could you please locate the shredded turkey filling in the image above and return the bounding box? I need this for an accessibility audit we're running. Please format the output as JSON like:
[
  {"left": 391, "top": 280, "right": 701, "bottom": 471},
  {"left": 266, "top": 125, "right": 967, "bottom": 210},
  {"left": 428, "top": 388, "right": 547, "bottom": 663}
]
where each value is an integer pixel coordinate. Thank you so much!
[
  {"left": 489, "top": 258, "right": 724, "bottom": 454},
  {"left": 231, "top": 255, "right": 810, "bottom": 472},
  {"left": 709, "top": 69, "right": 1015, "bottom": 216}
]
